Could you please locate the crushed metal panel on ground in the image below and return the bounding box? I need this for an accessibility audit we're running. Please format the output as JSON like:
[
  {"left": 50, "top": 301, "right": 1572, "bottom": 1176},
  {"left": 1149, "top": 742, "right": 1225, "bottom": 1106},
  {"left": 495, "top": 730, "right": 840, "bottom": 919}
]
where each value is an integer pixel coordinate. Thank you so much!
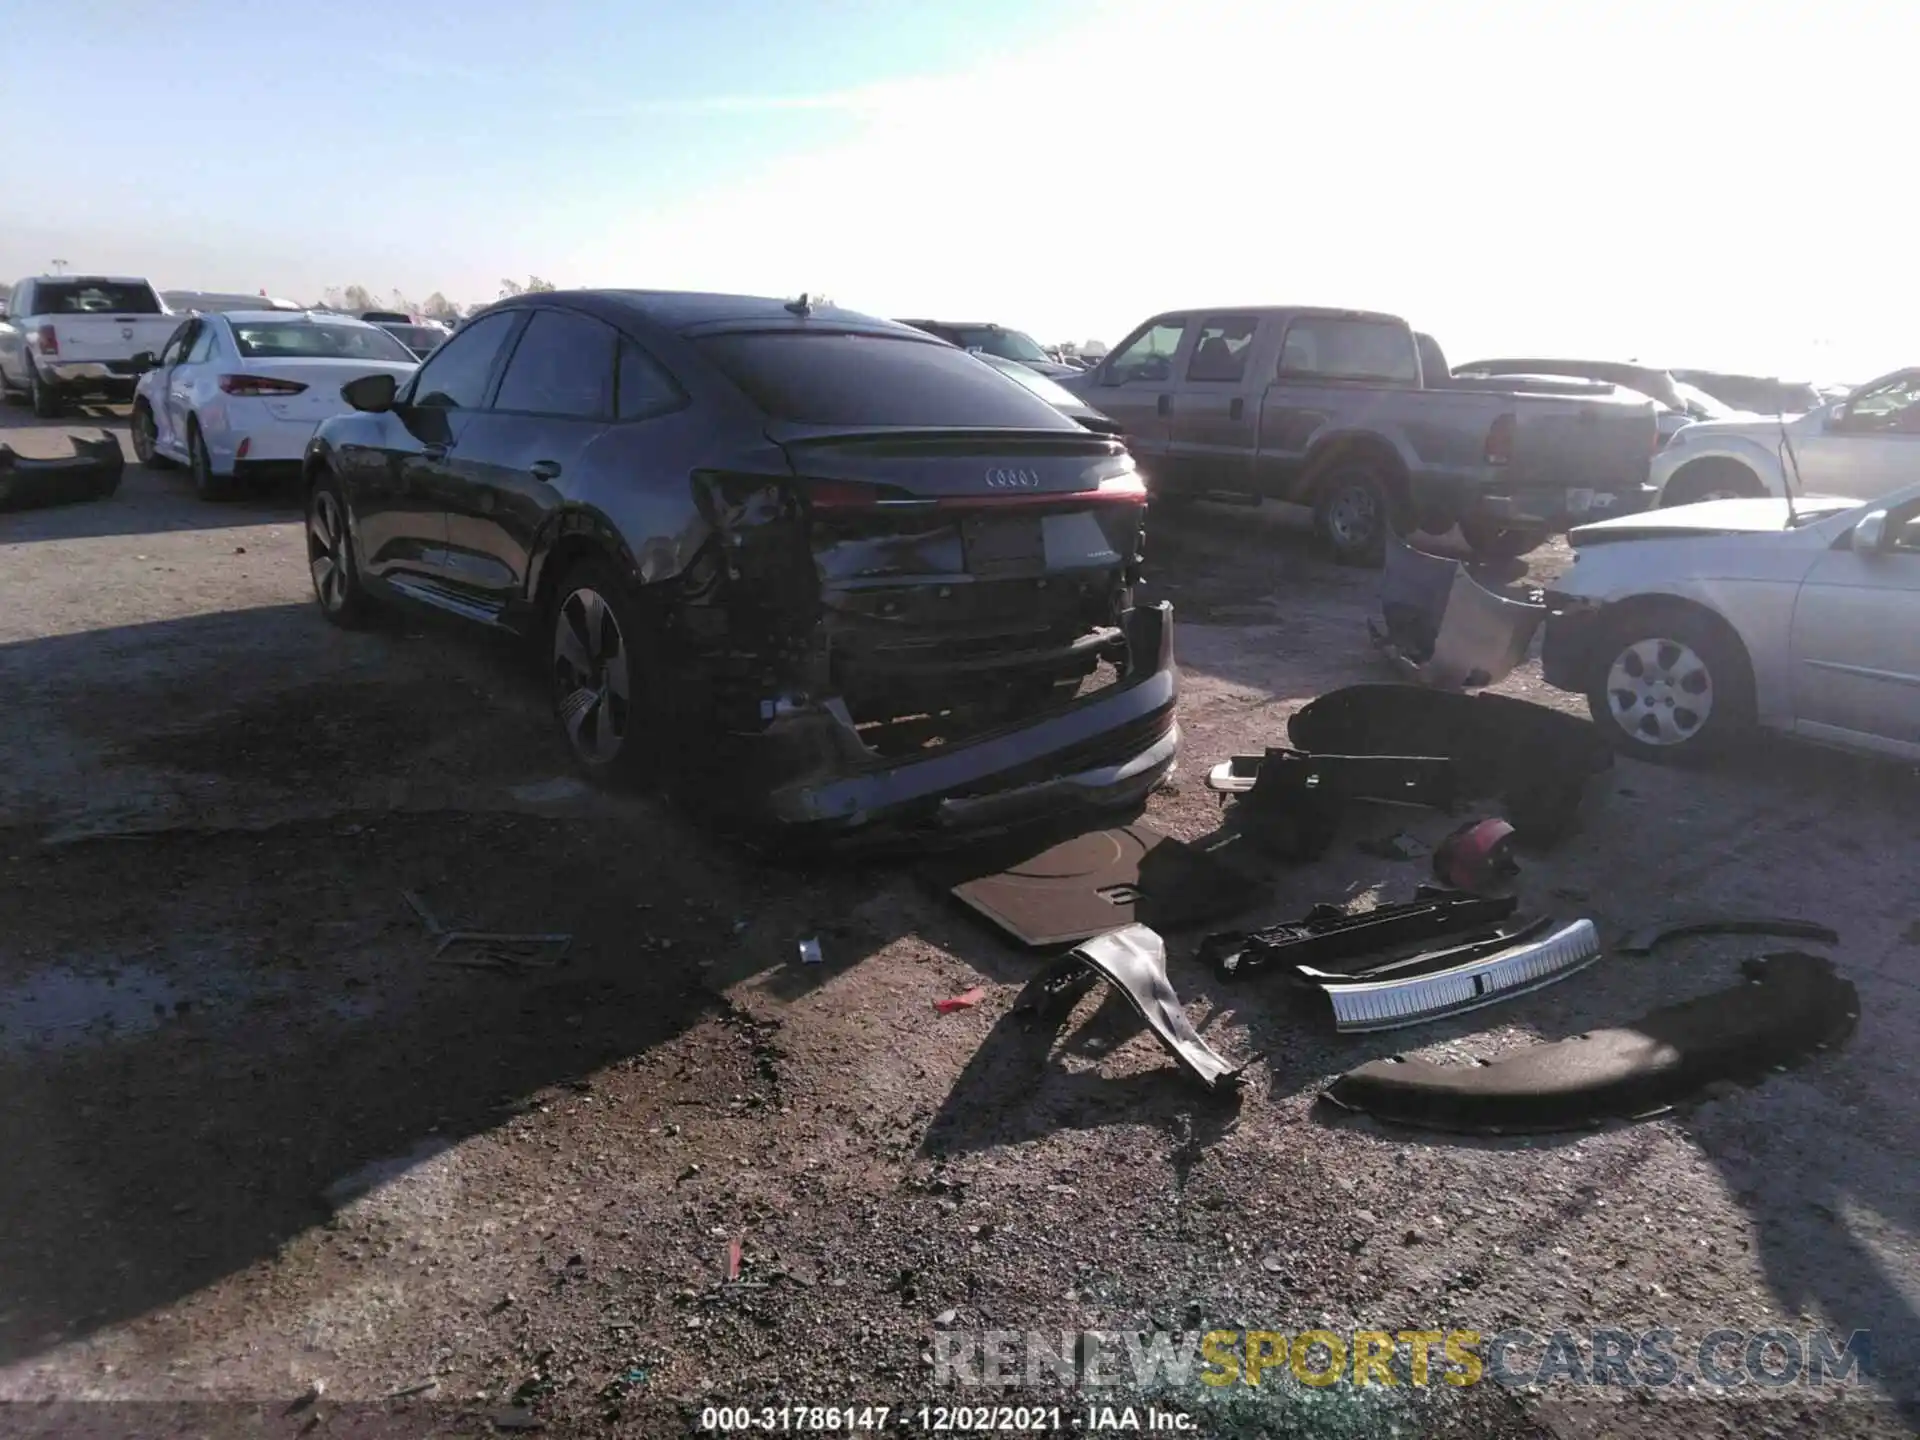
[{"left": 928, "top": 821, "right": 1259, "bottom": 949}]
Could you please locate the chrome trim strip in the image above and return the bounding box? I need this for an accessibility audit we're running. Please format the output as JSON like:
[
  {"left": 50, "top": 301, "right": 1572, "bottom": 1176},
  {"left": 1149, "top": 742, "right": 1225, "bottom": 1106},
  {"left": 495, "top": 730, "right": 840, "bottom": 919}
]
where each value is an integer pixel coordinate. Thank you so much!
[{"left": 1324, "top": 918, "right": 1601, "bottom": 1034}]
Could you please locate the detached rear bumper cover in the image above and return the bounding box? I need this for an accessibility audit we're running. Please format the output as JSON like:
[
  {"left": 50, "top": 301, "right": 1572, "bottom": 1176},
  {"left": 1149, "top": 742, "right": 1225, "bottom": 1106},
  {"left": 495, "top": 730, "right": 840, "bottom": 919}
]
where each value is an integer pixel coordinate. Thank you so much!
[
  {"left": 1323, "top": 950, "right": 1858, "bottom": 1134},
  {"left": 754, "top": 602, "right": 1178, "bottom": 839},
  {"left": 1370, "top": 539, "right": 1545, "bottom": 690},
  {"left": 0, "top": 433, "right": 124, "bottom": 513}
]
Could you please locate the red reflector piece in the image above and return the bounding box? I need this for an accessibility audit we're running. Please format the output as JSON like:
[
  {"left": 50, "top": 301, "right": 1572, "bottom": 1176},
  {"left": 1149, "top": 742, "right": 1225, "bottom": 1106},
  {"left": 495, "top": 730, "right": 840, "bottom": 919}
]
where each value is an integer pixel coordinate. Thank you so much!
[
  {"left": 236, "top": 437, "right": 251, "bottom": 459},
  {"left": 799, "top": 478, "right": 895, "bottom": 509},
  {"left": 35, "top": 325, "right": 58, "bottom": 355},
  {"left": 219, "top": 374, "right": 309, "bottom": 397}
]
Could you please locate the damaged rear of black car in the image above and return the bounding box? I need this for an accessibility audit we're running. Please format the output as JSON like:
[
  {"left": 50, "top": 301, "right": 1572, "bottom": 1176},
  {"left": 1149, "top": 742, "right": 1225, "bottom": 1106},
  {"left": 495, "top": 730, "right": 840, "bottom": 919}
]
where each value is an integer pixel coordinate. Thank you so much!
[{"left": 303, "top": 291, "right": 1178, "bottom": 845}]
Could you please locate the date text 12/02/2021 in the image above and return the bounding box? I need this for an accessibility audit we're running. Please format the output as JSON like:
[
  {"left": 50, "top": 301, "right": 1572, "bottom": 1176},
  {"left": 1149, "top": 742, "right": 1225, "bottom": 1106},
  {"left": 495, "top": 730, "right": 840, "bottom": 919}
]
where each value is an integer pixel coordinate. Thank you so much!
[{"left": 697, "top": 1405, "right": 1198, "bottom": 1431}]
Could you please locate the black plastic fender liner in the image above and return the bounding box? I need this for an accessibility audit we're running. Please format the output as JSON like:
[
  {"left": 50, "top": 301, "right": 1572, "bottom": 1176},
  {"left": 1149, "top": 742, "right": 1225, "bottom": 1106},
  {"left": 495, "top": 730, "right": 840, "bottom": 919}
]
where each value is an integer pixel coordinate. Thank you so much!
[
  {"left": 1032, "top": 924, "right": 1248, "bottom": 1091},
  {"left": 1617, "top": 916, "right": 1839, "bottom": 956},
  {"left": 1321, "top": 951, "right": 1859, "bottom": 1135},
  {"left": 1286, "top": 685, "right": 1611, "bottom": 845},
  {"left": 0, "top": 433, "right": 125, "bottom": 513}
]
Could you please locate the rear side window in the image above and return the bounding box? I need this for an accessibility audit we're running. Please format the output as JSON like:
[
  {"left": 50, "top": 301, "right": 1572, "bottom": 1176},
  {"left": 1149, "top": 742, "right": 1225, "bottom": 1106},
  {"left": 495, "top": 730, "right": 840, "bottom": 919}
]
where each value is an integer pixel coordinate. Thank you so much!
[
  {"left": 1186, "top": 315, "right": 1259, "bottom": 383},
  {"left": 1278, "top": 319, "right": 1418, "bottom": 384},
  {"left": 695, "top": 333, "right": 1080, "bottom": 429},
  {"left": 34, "top": 280, "right": 163, "bottom": 315},
  {"left": 616, "top": 338, "right": 679, "bottom": 420},
  {"left": 493, "top": 310, "right": 616, "bottom": 419},
  {"left": 411, "top": 310, "right": 519, "bottom": 409}
]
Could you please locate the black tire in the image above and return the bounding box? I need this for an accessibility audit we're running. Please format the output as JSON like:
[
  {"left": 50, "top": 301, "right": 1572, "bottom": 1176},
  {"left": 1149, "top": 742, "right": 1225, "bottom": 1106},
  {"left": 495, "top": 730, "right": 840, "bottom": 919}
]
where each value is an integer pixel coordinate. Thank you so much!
[
  {"left": 306, "top": 471, "right": 374, "bottom": 628},
  {"left": 27, "top": 360, "right": 61, "bottom": 419},
  {"left": 548, "top": 555, "right": 677, "bottom": 790},
  {"left": 1661, "top": 459, "right": 1764, "bottom": 507},
  {"left": 1458, "top": 517, "right": 1549, "bottom": 560},
  {"left": 1584, "top": 602, "right": 1754, "bottom": 763},
  {"left": 187, "top": 419, "right": 230, "bottom": 500},
  {"left": 1312, "top": 462, "right": 1406, "bottom": 568},
  {"left": 130, "top": 401, "right": 177, "bottom": 469}
]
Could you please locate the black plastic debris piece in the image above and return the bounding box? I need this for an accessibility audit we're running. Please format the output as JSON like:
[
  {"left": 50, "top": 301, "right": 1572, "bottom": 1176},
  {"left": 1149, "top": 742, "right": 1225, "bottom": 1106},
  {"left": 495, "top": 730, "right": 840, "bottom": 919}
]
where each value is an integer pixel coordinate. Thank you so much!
[
  {"left": 1028, "top": 924, "right": 1247, "bottom": 1091},
  {"left": 1322, "top": 950, "right": 1859, "bottom": 1134},
  {"left": 1617, "top": 916, "right": 1839, "bottom": 956},
  {"left": 1202, "top": 887, "right": 1520, "bottom": 981},
  {"left": 1287, "top": 684, "right": 1612, "bottom": 845},
  {"left": 1357, "top": 831, "right": 1431, "bottom": 861},
  {"left": 1206, "top": 749, "right": 1457, "bottom": 861},
  {"left": 0, "top": 433, "right": 125, "bottom": 513},
  {"left": 924, "top": 821, "right": 1259, "bottom": 949}
]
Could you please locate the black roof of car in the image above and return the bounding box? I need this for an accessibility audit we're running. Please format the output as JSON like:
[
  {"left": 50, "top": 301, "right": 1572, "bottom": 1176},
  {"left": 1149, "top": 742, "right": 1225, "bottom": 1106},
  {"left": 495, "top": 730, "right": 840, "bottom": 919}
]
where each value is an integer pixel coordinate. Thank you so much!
[{"left": 513, "top": 289, "right": 929, "bottom": 341}]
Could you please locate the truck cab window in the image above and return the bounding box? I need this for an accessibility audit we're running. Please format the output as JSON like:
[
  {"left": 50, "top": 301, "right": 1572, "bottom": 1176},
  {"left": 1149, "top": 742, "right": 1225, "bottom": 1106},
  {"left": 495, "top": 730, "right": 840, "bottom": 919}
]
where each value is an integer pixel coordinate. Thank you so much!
[
  {"left": 1186, "top": 316, "right": 1259, "bottom": 383},
  {"left": 1106, "top": 321, "right": 1187, "bottom": 384},
  {"left": 1278, "top": 318, "right": 1417, "bottom": 383}
]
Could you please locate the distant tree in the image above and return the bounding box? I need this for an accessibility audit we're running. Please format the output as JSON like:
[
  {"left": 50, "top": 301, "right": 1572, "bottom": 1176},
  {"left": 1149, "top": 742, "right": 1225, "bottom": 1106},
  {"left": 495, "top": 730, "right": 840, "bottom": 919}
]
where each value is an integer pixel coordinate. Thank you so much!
[
  {"left": 341, "top": 284, "right": 378, "bottom": 313},
  {"left": 500, "top": 275, "right": 556, "bottom": 298},
  {"left": 420, "top": 292, "right": 461, "bottom": 321}
]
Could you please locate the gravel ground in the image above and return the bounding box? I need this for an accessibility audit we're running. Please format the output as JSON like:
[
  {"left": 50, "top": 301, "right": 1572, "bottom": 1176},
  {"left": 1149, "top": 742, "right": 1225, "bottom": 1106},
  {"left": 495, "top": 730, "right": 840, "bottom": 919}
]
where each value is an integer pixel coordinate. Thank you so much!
[{"left": 1, "top": 409, "right": 1916, "bottom": 1438}]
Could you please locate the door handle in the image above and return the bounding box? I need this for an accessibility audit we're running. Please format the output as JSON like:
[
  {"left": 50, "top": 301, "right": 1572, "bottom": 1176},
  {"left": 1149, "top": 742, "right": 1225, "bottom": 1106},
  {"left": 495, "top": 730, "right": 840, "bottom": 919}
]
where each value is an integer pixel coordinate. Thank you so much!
[
  {"left": 530, "top": 459, "right": 562, "bottom": 482},
  {"left": 1229, "top": 397, "right": 1245, "bottom": 420},
  {"left": 1156, "top": 394, "right": 1171, "bottom": 417},
  {"left": 421, "top": 442, "right": 449, "bottom": 460}
]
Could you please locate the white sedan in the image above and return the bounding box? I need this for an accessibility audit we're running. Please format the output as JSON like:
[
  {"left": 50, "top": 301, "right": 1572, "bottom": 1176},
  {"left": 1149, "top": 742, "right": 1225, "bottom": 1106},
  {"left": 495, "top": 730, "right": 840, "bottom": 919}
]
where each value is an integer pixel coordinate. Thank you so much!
[
  {"left": 129, "top": 310, "right": 418, "bottom": 499},
  {"left": 1541, "top": 485, "right": 1920, "bottom": 762}
]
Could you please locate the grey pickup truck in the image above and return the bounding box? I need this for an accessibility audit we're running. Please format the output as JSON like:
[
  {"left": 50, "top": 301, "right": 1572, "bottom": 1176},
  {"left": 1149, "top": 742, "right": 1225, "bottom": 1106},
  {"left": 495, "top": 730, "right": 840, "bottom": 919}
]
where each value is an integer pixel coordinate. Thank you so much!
[{"left": 1058, "top": 307, "right": 1658, "bottom": 563}]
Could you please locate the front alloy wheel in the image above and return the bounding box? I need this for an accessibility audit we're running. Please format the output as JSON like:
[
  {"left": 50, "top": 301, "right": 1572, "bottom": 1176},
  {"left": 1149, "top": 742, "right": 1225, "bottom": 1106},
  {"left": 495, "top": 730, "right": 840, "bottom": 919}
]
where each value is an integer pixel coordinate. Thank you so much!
[
  {"left": 1601, "top": 636, "right": 1714, "bottom": 750},
  {"left": 307, "top": 482, "right": 370, "bottom": 627}
]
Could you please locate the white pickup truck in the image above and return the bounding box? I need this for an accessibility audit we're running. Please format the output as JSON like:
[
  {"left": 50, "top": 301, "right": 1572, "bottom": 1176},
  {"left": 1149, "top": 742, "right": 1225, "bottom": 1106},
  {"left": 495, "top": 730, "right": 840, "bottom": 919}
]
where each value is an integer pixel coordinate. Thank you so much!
[{"left": 0, "top": 275, "right": 178, "bottom": 417}]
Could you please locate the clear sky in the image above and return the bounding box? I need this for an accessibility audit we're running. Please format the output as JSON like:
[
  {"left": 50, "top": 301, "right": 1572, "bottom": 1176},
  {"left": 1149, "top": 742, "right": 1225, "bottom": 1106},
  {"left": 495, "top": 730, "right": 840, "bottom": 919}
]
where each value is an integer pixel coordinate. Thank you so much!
[{"left": 5, "top": 0, "right": 1910, "bottom": 385}]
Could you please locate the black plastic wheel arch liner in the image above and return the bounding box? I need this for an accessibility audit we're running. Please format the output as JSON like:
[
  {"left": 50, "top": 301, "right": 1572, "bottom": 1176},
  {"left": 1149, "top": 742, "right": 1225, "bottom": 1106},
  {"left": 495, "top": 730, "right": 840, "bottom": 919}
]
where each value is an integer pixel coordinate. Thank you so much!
[
  {"left": 1287, "top": 684, "right": 1612, "bottom": 845},
  {"left": 1322, "top": 950, "right": 1858, "bottom": 1134},
  {"left": 1617, "top": 916, "right": 1838, "bottom": 956},
  {"left": 1204, "top": 748, "right": 1457, "bottom": 862},
  {"left": 1028, "top": 924, "right": 1248, "bottom": 1091},
  {"left": 0, "top": 433, "right": 125, "bottom": 513}
]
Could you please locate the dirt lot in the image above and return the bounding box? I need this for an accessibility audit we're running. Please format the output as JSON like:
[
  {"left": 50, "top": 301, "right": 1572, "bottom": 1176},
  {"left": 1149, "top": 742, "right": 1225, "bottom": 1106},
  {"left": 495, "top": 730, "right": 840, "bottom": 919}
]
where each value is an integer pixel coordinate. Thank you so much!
[{"left": 2, "top": 409, "right": 1917, "bottom": 1437}]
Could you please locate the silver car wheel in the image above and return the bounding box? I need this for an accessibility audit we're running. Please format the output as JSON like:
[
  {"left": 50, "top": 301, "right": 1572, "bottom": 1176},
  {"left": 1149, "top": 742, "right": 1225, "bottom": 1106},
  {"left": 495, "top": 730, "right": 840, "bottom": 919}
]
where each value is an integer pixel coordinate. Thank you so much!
[
  {"left": 553, "top": 587, "right": 631, "bottom": 766},
  {"left": 1604, "top": 637, "right": 1714, "bottom": 747},
  {"left": 307, "top": 491, "right": 351, "bottom": 613}
]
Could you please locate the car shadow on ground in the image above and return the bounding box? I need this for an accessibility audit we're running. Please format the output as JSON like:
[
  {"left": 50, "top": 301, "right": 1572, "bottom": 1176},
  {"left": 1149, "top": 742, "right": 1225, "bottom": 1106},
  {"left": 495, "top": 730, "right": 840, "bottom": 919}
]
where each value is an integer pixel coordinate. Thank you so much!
[{"left": 0, "top": 602, "right": 945, "bottom": 1365}]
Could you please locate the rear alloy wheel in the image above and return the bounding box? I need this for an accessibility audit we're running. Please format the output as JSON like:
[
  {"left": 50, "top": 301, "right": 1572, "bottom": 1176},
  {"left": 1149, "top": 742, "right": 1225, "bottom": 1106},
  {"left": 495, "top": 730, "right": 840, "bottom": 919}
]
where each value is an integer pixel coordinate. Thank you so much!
[
  {"left": 1586, "top": 605, "right": 1752, "bottom": 762},
  {"left": 188, "top": 420, "right": 231, "bottom": 501},
  {"left": 1313, "top": 463, "right": 1405, "bottom": 568},
  {"left": 130, "top": 401, "right": 176, "bottom": 469},
  {"left": 550, "top": 558, "right": 671, "bottom": 789},
  {"left": 1458, "top": 517, "right": 1549, "bottom": 560},
  {"left": 27, "top": 361, "right": 61, "bottom": 420},
  {"left": 307, "top": 476, "right": 372, "bottom": 627}
]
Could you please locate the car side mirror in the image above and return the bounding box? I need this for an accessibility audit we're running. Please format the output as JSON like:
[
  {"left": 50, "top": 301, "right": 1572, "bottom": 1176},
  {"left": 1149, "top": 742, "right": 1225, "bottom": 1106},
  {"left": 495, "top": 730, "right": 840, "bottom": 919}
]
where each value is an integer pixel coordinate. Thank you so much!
[
  {"left": 1851, "top": 509, "right": 1890, "bottom": 552},
  {"left": 130, "top": 351, "right": 156, "bottom": 373},
  {"left": 341, "top": 372, "right": 398, "bottom": 413}
]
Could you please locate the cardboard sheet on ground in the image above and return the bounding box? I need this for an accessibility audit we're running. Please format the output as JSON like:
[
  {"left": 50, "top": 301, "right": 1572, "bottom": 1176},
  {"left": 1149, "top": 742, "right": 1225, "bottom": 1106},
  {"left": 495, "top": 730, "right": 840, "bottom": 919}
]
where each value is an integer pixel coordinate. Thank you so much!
[{"left": 925, "top": 821, "right": 1260, "bottom": 949}]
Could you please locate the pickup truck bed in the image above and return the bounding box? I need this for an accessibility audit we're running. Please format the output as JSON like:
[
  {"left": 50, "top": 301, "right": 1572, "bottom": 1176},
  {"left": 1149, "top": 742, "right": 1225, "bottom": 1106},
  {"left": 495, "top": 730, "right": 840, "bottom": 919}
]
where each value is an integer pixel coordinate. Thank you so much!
[
  {"left": 1062, "top": 308, "right": 1658, "bottom": 563},
  {"left": 0, "top": 276, "right": 177, "bottom": 418}
]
